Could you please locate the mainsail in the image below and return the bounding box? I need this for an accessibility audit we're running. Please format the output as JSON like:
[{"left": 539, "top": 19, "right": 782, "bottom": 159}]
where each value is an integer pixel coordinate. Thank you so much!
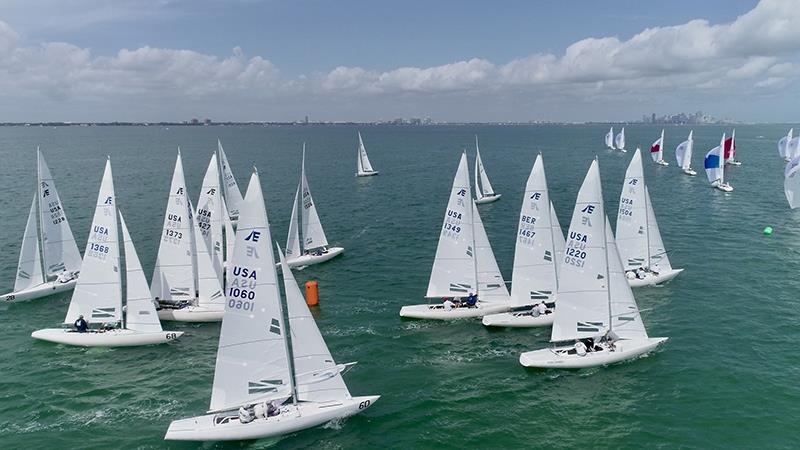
[
  {"left": 218, "top": 140, "right": 244, "bottom": 220},
  {"left": 675, "top": 130, "right": 693, "bottom": 170},
  {"left": 605, "top": 127, "right": 615, "bottom": 150},
  {"left": 650, "top": 129, "right": 665, "bottom": 163},
  {"left": 37, "top": 149, "right": 82, "bottom": 277},
  {"left": 357, "top": 132, "right": 375, "bottom": 173},
  {"left": 615, "top": 127, "right": 625, "bottom": 151},
  {"left": 14, "top": 195, "right": 45, "bottom": 292},
  {"left": 299, "top": 145, "right": 329, "bottom": 250}
]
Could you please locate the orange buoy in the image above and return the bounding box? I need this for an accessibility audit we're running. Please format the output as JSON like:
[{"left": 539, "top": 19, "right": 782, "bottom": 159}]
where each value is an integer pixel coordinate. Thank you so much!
[{"left": 305, "top": 281, "right": 319, "bottom": 307}]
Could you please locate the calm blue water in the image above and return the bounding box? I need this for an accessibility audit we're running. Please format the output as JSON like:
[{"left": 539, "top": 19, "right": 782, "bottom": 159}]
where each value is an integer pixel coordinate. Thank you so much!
[{"left": 0, "top": 124, "right": 798, "bottom": 448}]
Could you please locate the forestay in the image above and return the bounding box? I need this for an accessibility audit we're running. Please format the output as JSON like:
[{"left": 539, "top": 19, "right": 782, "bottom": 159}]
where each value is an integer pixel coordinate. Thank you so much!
[
  {"left": 278, "top": 246, "right": 351, "bottom": 402},
  {"left": 426, "top": 153, "right": 476, "bottom": 298},
  {"left": 285, "top": 185, "right": 301, "bottom": 258},
  {"left": 550, "top": 160, "right": 609, "bottom": 343},
  {"left": 675, "top": 130, "right": 693, "bottom": 170},
  {"left": 119, "top": 212, "right": 163, "bottom": 333},
  {"left": 218, "top": 140, "right": 244, "bottom": 219},
  {"left": 64, "top": 159, "right": 122, "bottom": 325},
  {"left": 37, "top": 149, "right": 82, "bottom": 277},
  {"left": 472, "top": 202, "right": 509, "bottom": 304},
  {"left": 15, "top": 195, "right": 45, "bottom": 292},
  {"left": 151, "top": 151, "right": 196, "bottom": 302},
  {"left": 210, "top": 171, "right": 292, "bottom": 412},
  {"left": 299, "top": 145, "right": 329, "bottom": 250},
  {"left": 510, "top": 154, "right": 559, "bottom": 308}
]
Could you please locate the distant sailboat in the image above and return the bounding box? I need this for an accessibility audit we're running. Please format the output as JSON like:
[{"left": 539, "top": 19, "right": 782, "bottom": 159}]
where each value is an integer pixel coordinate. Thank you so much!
[
  {"left": 675, "top": 130, "right": 696, "bottom": 175},
  {"left": 778, "top": 128, "right": 794, "bottom": 162},
  {"left": 616, "top": 148, "right": 683, "bottom": 287},
  {"left": 724, "top": 130, "right": 742, "bottom": 165},
  {"left": 2, "top": 149, "right": 82, "bottom": 303},
  {"left": 519, "top": 159, "right": 668, "bottom": 369},
  {"left": 474, "top": 136, "right": 501, "bottom": 204},
  {"left": 152, "top": 150, "right": 226, "bottom": 322},
  {"left": 356, "top": 132, "right": 379, "bottom": 176},
  {"left": 704, "top": 134, "right": 733, "bottom": 192},
  {"left": 218, "top": 140, "right": 245, "bottom": 224},
  {"left": 32, "top": 158, "right": 183, "bottom": 346},
  {"left": 399, "top": 152, "right": 510, "bottom": 320},
  {"left": 650, "top": 129, "right": 668, "bottom": 166},
  {"left": 196, "top": 152, "right": 226, "bottom": 287},
  {"left": 615, "top": 127, "right": 626, "bottom": 152},
  {"left": 482, "top": 153, "right": 564, "bottom": 327},
  {"left": 164, "top": 170, "right": 378, "bottom": 441},
  {"left": 605, "top": 127, "right": 616, "bottom": 150},
  {"left": 284, "top": 144, "right": 344, "bottom": 268},
  {"left": 784, "top": 155, "right": 800, "bottom": 208}
]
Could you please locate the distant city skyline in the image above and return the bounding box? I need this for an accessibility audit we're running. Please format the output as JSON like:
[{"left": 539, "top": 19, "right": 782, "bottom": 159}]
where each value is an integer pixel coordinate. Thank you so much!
[{"left": 0, "top": 0, "right": 797, "bottom": 123}]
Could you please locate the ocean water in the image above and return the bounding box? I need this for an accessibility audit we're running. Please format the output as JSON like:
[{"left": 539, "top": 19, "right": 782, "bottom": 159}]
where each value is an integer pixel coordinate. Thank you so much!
[{"left": 0, "top": 124, "right": 798, "bottom": 449}]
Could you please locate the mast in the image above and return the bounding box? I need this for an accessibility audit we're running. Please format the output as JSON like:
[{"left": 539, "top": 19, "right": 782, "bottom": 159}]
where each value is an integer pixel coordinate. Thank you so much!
[
  {"left": 644, "top": 186, "right": 651, "bottom": 269},
  {"left": 596, "top": 156, "right": 613, "bottom": 333},
  {"left": 474, "top": 140, "right": 482, "bottom": 198},
  {"left": 468, "top": 149, "right": 480, "bottom": 298},
  {"left": 36, "top": 148, "right": 48, "bottom": 277},
  {"left": 275, "top": 250, "right": 298, "bottom": 407},
  {"left": 543, "top": 152, "right": 559, "bottom": 291}
]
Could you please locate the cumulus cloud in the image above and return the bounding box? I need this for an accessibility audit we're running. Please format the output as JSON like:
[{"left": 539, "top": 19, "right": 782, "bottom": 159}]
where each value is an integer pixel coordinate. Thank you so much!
[{"left": 0, "top": 0, "right": 799, "bottom": 120}]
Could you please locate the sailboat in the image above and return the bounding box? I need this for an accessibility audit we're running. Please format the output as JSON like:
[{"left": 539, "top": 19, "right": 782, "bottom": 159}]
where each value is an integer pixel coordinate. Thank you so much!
[
  {"left": 650, "top": 130, "right": 669, "bottom": 166},
  {"left": 617, "top": 149, "right": 683, "bottom": 287},
  {"left": 284, "top": 144, "right": 344, "bottom": 268},
  {"left": 778, "top": 128, "right": 794, "bottom": 162},
  {"left": 32, "top": 159, "right": 183, "bottom": 346},
  {"left": 164, "top": 170, "right": 378, "bottom": 441},
  {"left": 704, "top": 134, "right": 733, "bottom": 192},
  {"left": 399, "top": 153, "right": 510, "bottom": 320},
  {"left": 784, "top": 155, "right": 800, "bottom": 208},
  {"left": 605, "top": 127, "right": 616, "bottom": 150},
  {"left": 474, "top": 136, "right": 501, "bottom": 204},
  {"left": 519, "top": 159, "right": 668, "bottom": 369},
  {"left": 196, "top": 152, "right": 226, "bottom": 287},
  {"left": 724, "top": 130, "right": 742, "bottom": 165},
  {"left": 356, "top": 132, "right": 379, "bottom": 177},
  {"left": 218, "top": 140, "right": 245, "bottom": 224},
  {"left": 482, "top": 154, "right": 564, "bottom": 327},
  {"left": 675, "top": 130, "right": 696, "bottom": 175},
  {"left": 2, "top": 149, "right": 82, "bottom": 303},
  {"left": 615, "top": 127, "right": 626, "bottom": 153},
  {"left": 152, "top": 150, "right": 226, "bottom": 322}
]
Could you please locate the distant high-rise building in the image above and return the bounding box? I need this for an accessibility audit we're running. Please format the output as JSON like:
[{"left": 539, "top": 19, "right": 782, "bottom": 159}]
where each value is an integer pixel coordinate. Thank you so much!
[
  {"left": 651, "top": 113, "right": 656, "bottom": 124},
  {"left": 304, "top": 115, "right": 309, "bottom": 124}
]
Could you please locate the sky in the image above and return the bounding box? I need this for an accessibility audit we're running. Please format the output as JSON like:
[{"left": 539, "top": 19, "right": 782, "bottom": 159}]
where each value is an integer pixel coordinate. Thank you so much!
[{"left": 0, "top": 0, "right": 797, "bottom": 122}]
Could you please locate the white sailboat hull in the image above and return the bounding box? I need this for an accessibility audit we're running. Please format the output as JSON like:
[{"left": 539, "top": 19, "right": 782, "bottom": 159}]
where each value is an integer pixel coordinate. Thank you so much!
[
  {"left": 165, "top": 395, "right": 379, "bottom": 442},
  {"left": 727, "top": 161, "right": 742, "bottom": 166},
  {"left": 627, "top": 268, "right": 683, "bottom": 287},
  {"left": 715, "top": 183, "right": 734, "bottom": 192},
  {"left": 475, "top": 193, "right": 501, "bottom": 204},
  {"left": 31, "top": 328, "right": 183, "bottom": 347},
  {"left": 519, "top": 337, "right": 668, "bottom": 369},
  {"left": 157, "top": 304, "right": 224, "bottom": 322},
  {"left": 399, "top": 302, "right": 509, "bottom": 320},
  {"left": 2, "top": 278, "right": 77, "bottom": 303},
  {"left": 683, "top": 168, "right": 697, "bottom": 176},
  {"left": 656, "top": 160, "right": 669, "bottom": 166},
  {"left": 285, "top": 247, "right": 344, "bottom": 268},
  {"left": 481, "top": 309, "right": 555, "bottom": 328},
  {"left": 356, "top": 170, "right": 379, "bottom": 177}
]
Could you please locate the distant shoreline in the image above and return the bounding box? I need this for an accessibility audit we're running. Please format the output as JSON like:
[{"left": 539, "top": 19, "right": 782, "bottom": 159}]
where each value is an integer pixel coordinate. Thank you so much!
[{"left": 0, "top": 121, "right": 758, "bottom": 127}]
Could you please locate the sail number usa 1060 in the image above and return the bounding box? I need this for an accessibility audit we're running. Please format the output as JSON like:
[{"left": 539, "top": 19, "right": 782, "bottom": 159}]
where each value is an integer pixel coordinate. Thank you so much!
[{"left": 227, "top": 266, "right": 257, "bottom": 311}]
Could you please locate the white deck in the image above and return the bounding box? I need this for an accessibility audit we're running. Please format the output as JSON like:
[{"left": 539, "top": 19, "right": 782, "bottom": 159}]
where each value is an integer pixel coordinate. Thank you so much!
[
  {"left": 31, "top": 327, "right": 183, "bottom": 347},
  {"left": 399, "top": 302, "right": 509, "bottom": 320},
  {"left": 2, "top": 278, "right": 77, "bottom": 303},
  {"left": 519, "top": 337, "right": 668, "bottom": 369},
  {"left": 627, "top": 268, "right": 683, "bottom": 287}
]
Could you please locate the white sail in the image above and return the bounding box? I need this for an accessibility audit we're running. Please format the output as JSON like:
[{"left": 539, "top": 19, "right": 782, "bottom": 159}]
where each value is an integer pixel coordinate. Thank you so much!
[
  {"left": 785, "top": 155, "right": 800, "bottom": 209},
  {"left": 778, "top": 129, "right": 793, "bottom": 160},
  {"left": 277, "top": 246, "right": 351, "bottom": 402},
  {"left": 285, "top": 184, "right": 302, "bottom": 259},
  {"left": 475, "top": 136, "right": 496, "bottom": 196},
  {"left": 194, "top": 212, "right": 225, "bottom": 308},
  {"left": 605, "top": 127, "right": 615, "bottom": 149},
  {"left": 550, "top": 202, "right": 565, "bottom": 280},
  {"left": 615, "top": 127, "right": 625, "bottom": 150},
  {"left": 644, "top": 187, "right": 672, "bottom": 272},
  {"left": 510, "top": 154, "right": 559, "bottom": 308},
  {"left": 787, "top": 136, "right": 800, "bottom": 161},
  {"left": 650, "top": 129, "right": 665, "bottom": 163},
  {"left": 704, "top": 134, "right": 726, "bottom": 185},
  {"left": 64, "top": 159, "right": 121, "bottom": 325},
  {"left": 222, "top": 197, "right": 235, "bottom": 264},
  {"left": 675, "top": 130, "right": 693, "bottom": 170},
  {"left": 119, "top": 212, "right": 163, "bottom": 333},
  {"left": 210, "top": 171, "right": 292, "bottom": 412},
  {"left": 197, "top": 153, "right": 225, "bottom": 284},
  {"left": 605, "top": 216, "right": 648, "bottom": 340},
  {"left": 357, "top": 132, "right": 375, "bottom": 173},
  {"left": 550, "top": 160, "right": 610, "bottom": 343},
  {"left": 37, "top": 149, "right": 82, "bottom": 277},
  {"left": 218, "top": 140, "right": 244, "bottom": 219},
  {"left": 616, "top": 148, "right": 650, "bottom": 271},
  {"left": 426, "top": 153, "right": 476, "bottom": 298},
  {"left": 472, "top": 202, "right": 509, "bottom": 304},
  {"left": 151, "top": 151, "right": 196, "bottom": 302},
  {"left": 14, "top": 194, "right": 45, "bottom": 292},
  {"left": 299, "top": 145, "right": 329, "bottom": 250},
  {"left": 725, "top": 130, "right": 737, "bottom": 163}
]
